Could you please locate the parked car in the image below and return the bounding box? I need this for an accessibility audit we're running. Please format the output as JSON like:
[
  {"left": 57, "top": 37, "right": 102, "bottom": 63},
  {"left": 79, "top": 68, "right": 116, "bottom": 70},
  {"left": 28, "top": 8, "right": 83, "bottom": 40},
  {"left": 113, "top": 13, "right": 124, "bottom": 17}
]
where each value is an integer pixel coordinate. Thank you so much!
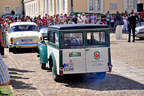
[
  {"left": 39, "top": 27, "right": 48, "bottom": 39},
  {"left": 6, "top": 22, "right": 42, "bottom": 52},
  {"left": 39, "top": 24, "right": 112, "bottom": 81},
  {"left": 135, "top": 25, "right": 144, "bottom": 39}
]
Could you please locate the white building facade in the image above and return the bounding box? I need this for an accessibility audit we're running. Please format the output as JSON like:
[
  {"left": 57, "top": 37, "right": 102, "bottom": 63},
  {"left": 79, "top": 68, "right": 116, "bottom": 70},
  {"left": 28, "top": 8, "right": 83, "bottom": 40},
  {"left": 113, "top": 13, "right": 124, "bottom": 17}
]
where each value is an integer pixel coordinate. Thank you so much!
[
  {"left": 24, "top": 0, "right": 142, "bottom": 17},
  {"left": 24, "top": 0, "right": 69, "bottom": 17}
]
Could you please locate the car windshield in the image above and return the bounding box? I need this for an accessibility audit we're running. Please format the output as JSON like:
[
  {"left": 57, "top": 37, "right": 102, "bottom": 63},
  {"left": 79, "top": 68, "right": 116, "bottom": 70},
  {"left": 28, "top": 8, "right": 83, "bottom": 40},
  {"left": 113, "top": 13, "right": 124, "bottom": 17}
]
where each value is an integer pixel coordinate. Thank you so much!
[
  {"left": 64, "top": 32, "right": 83, "bottom": 47},
  {"left": 11, "top": 25, "right": 38, "bottom": 32},
  {"left": 40, "top": 28, "right": 48, "bottom": 33}
]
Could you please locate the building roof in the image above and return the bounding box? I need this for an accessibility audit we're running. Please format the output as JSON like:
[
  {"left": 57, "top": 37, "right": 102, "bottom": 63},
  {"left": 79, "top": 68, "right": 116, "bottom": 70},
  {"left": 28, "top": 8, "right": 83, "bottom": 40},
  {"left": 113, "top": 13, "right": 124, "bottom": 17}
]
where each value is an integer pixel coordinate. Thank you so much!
[{"left": 48, "top": 24, "right": 109, "bottom": 30}]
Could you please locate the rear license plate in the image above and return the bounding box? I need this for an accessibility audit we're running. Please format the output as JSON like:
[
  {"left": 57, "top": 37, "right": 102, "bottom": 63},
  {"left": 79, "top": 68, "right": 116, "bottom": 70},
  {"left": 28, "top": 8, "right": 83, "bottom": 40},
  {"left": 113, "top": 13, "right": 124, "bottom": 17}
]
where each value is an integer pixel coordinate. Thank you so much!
[{"left": 21, "top": 39, "right": 32, "bottom": 42}]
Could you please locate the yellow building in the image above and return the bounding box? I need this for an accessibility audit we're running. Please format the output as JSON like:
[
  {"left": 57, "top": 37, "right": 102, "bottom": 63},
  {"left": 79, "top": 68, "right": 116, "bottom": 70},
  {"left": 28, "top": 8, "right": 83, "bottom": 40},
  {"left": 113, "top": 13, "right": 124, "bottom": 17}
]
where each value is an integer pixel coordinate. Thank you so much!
[
  {"left": 0, "top": 0, "right": 23, "bottom": 16},
  {"left": 24, "top": 0, "right": 144, "bottom": 17}
]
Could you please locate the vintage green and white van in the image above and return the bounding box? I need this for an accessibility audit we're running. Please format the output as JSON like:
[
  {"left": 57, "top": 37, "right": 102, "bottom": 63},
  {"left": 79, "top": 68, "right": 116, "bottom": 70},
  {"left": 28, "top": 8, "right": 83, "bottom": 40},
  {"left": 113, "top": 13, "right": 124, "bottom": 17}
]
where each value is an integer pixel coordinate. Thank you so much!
[{"left": 39, "top": 24, "right": 112, "bottom": 81}]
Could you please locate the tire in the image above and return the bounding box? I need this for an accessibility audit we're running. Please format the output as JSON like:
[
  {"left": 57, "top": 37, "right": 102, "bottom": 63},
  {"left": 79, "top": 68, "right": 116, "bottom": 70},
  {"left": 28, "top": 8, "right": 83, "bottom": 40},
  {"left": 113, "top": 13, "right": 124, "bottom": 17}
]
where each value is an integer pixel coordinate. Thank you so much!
[
  {"left": 0, "top": 46, "right": 4, "bottom": 55},
  {"left": 35, "top": 47, "right": 39, "bottom": 53},
  {"left": 52, "top": 66, "right": 61, "bottom": 82},
  {"left": 41, "top": 63, "right": 46, "bottom": 69},
  {"left": 9, "top": 48, "right": 13, "bottom": 52}
]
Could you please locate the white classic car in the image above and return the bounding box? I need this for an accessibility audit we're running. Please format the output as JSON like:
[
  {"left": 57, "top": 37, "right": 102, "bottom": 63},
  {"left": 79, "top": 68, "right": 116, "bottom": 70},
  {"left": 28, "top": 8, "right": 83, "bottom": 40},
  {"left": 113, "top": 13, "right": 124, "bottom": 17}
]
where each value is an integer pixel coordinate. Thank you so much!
[
  {"left": 135, "top": 25, "right": 144, "bottom": 39},
  {"left": 6, "top": 22, "right": 42, "bottom": 52}
]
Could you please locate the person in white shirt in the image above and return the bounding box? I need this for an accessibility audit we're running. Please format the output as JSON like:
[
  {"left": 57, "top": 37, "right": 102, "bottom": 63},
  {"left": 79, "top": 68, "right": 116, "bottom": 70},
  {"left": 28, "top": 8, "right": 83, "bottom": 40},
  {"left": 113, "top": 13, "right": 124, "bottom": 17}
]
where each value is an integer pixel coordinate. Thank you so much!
[
  {"left": 77, "top": 14, "right": 83, "bottom": 24},
  {"left": 81, "top": 13, "right": 86, "bottom": 24}
]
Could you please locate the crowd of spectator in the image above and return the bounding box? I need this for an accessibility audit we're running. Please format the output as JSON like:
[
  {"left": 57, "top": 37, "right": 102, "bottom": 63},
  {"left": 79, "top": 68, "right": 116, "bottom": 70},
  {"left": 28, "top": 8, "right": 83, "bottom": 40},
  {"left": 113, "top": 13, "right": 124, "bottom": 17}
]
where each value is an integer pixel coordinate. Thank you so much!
[{"left": 0, "top": 10, "right": 144, "bottom": 31}]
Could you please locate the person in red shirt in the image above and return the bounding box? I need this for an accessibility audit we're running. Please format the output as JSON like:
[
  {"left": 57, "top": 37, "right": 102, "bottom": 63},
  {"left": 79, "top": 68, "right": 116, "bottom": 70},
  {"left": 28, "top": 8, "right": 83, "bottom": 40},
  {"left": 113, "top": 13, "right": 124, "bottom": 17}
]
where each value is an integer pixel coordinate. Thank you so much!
[
  {"left": 42, "top": 17, "right": 48, "bottom": 26},
  {"left": 140, "top": 10, "right": 144, "bottom": 21}
]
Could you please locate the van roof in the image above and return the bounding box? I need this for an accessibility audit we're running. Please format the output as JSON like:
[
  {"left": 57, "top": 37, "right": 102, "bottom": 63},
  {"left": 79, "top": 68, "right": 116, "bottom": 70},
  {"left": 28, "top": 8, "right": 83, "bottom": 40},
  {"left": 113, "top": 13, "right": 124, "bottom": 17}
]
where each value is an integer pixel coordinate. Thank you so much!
[{"left": 48, "top": 24, "right": 109, "bottom": 30}]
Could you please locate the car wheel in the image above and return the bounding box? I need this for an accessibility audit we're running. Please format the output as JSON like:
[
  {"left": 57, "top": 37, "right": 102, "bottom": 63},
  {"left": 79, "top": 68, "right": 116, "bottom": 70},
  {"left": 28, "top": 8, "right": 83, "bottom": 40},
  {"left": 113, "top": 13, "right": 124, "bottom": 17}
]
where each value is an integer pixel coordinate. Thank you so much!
[
  {"left": 9, "top": 48, "right": 14, "bottom": 52},
  {"left": 41, "top": 63, "right": 46, "bottom": 69}
]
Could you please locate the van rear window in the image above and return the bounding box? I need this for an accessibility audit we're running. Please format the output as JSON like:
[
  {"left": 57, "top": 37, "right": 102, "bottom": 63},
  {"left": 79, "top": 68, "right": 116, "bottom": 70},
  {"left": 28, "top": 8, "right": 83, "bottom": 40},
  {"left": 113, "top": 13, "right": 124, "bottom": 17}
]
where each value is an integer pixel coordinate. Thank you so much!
[
  {"left": 87, "top": 32, "right": 106, "bottom": 45},
  {"left": 64, "top": 33, "right": 83, "bottom": 47}
]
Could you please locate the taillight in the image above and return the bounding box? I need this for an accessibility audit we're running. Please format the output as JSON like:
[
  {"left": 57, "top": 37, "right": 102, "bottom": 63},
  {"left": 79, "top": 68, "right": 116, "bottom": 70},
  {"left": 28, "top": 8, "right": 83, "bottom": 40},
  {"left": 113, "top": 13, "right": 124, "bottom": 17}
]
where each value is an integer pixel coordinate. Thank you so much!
[
  {"left": 108, "top": 65, "right": 112, "bottom": 72},
  {"left": 40, "top": 37, "right": 43, "bottom": 41},
  {"left": 10, "top": 38, "right": 14, "bottom": 43},
  {"left": 60, "top": 67, "right": 64, "bottom": 76}
]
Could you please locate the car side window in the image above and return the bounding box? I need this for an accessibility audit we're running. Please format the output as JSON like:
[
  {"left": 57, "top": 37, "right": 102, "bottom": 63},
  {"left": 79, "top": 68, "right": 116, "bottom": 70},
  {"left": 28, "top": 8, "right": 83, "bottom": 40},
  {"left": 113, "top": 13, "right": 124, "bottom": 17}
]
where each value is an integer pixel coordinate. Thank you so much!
[
  {"left": 54, "top": 33, "right": 59, "bottom": 45},
  {"left": 48, "top": 31, "right": 54, "bottom": 43}
]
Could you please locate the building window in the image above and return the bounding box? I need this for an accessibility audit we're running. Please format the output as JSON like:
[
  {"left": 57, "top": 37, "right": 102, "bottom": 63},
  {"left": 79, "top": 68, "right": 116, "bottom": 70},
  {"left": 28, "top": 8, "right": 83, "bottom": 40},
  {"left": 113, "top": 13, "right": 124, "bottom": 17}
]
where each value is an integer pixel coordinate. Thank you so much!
[
  {"left": 109, "top": 3, "right": 117, "bottom": 10},
  {"left": 14, "top": 7, "right": 21, "bottom": 14},
  {"left": 89, "top": 0, "right": 94, "bottom": 11},
  {"left": 71, "top": 0, "right": 73, "bottom": 12},
  {"left": 57, "top": 0, "right": 60, "bottom": 13},
  {"left": 97, "top": 0, "right": 101, "bottom": 11},
  {"left": 43, "top": 0, "right": 45, "bottom": 14},
  {"left": 125, "top": 0, "right": 138, "bottom": 10},
  {"left": 46, "top": 0, "right": 49, "bottom": 13},
  {"left": 51, "top": 0, "right": 53, "bottom": 12},
  {"left": 4, "top": 7, "right": 10, "bottom": 13},
  {"left": 63, "top": 0, "right": 66, "bottom": 12},
  {"left": 89, "top": 0, "right": 102, "bottom": 12},
  {"left": 38, "top": 0, "right": 40, "bottom": 14},
  {"left": 32, "top": 3, "right": 34, "bottom": 15}
]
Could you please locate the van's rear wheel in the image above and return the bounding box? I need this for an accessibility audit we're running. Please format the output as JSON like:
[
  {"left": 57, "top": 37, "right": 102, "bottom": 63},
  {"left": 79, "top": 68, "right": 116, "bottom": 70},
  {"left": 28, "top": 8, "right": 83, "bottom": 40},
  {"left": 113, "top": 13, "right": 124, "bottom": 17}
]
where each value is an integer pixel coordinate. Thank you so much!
[
  {"left": 41, "top": 63, "right": 46, "bottom": 69},
  {"left": 52, "top": 66, "right": 61, "bottom": 82}
]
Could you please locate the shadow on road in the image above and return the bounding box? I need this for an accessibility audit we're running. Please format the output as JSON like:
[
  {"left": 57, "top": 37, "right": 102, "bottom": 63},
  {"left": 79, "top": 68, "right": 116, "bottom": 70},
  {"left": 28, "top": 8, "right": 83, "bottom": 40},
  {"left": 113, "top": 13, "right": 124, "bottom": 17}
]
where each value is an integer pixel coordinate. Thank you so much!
[
  {"left": 61, "top": 73, "right": 144, "bottom": 91},
  {"left": 10, "top": 80, "right": 36, "bottom": 90},
  {"left": 12, "top": 48, "right": 38, "bottom": 54},
  {"left": 9, "top": 68, "right": 35, "bottom": 73},
  {"left": 8, "top": 68, "right": 36, "bottom": 90}
]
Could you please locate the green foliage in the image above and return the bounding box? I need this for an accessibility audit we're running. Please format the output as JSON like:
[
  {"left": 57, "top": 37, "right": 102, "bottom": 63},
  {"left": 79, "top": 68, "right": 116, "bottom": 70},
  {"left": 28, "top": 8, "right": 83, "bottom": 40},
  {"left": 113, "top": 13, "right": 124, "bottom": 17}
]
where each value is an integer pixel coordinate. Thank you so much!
[{"left": 0, "top": 86, "right": 13, "bottom": 96}]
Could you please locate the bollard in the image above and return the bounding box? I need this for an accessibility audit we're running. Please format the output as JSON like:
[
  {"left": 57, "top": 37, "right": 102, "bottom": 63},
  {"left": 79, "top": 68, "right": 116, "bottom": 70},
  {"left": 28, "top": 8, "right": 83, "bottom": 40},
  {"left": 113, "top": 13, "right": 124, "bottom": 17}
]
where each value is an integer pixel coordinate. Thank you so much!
[{"left": 115, "top": 25, "right": 123, "bottom": 40}]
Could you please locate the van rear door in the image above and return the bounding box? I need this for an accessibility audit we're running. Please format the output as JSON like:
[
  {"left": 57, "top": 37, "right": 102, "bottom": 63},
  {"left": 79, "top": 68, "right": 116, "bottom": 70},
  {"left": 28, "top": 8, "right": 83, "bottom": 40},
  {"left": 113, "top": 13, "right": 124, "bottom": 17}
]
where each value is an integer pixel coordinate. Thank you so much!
[
  {"left": 86, "top": 32, "right": 109, "bottom": 72},
  {"left": 85, "top": 47, "right": 109, "bottom": 72},
  {"left": 62, "top": 49, "right": 86, "bottom": 74}
]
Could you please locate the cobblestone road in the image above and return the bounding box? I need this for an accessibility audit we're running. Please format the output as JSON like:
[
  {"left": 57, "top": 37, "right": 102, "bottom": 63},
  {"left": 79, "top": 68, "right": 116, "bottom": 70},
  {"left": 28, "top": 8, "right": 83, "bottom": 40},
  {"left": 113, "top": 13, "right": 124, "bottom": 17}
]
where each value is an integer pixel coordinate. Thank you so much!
[{"left": 2, "top": 33, "right": 144, "bottom": 96}]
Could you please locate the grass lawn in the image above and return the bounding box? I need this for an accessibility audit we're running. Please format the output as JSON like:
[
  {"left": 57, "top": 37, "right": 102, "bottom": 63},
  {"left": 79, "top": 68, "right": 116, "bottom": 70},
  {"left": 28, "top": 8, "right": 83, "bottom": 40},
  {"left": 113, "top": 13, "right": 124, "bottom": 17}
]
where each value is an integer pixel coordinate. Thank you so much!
[{"left": 0, "top": 86, "right": 13, "bottom": 96}]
